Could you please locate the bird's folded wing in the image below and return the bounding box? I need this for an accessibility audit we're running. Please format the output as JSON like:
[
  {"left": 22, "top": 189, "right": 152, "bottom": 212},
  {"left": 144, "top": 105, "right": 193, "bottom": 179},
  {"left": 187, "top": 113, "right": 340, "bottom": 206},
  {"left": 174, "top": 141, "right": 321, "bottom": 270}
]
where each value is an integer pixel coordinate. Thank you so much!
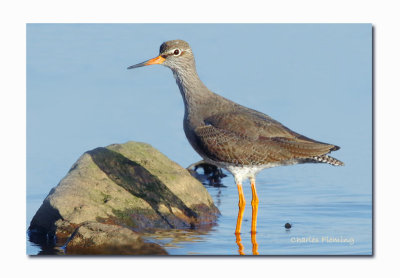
[
  {"left": 204, "top": 110, "right": 326, "bottom": 142},
  {"left": 204, "top": 111, "right": 292, "bottom": 140},
  {"left": 195, "top": 112, "right": 338, "bottom": 165}
]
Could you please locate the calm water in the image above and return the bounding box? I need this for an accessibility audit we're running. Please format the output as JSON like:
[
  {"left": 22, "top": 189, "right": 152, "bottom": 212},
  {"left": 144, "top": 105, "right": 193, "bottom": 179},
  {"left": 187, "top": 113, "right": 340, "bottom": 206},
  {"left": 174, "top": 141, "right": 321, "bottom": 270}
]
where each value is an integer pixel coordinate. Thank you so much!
[
  {"left": 27, "top": 24, "right": 372, "bottom": 255},
  {"left": 27, "top": 157, "right": 372, "bottom": 255},
  {"left": 145, "top": 164, "right": 371, "bottom": 255}
]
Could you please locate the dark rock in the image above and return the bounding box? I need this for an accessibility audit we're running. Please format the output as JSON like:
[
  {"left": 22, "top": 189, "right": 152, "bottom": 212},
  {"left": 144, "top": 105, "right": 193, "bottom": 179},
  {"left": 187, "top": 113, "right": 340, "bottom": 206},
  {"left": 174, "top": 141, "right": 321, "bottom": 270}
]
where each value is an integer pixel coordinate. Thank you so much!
[{"left": 187, "top": 160, "right": 227, "bottom": 187}]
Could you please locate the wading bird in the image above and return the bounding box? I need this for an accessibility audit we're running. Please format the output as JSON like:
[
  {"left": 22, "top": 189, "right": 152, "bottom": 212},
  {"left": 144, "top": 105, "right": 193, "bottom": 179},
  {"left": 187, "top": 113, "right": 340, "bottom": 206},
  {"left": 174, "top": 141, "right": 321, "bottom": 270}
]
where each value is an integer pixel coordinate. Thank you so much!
[{"left": 128, "top": 39, "right": 343, "bottom": 255}]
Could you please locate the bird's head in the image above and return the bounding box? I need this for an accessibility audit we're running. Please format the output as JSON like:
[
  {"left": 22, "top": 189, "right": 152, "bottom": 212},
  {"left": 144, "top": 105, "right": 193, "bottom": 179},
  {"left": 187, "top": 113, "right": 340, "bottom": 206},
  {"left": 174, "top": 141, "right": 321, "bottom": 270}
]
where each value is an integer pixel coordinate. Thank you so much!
[{"left": 127, "top": 39, "right": 195, "bottom": 72}]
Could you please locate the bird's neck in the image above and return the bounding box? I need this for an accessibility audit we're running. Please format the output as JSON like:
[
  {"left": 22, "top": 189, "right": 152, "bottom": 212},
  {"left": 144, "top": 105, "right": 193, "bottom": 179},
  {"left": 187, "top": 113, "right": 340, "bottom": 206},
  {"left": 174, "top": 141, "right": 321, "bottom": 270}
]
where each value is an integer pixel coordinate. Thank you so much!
[{"left": 172, "top": 67, "right": 213, "bottom": 116}]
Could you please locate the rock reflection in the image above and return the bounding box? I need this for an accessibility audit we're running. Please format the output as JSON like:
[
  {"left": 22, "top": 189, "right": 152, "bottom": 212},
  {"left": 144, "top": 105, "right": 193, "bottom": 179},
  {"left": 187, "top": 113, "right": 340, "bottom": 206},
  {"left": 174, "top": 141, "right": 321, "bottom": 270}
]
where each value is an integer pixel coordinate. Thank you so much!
[{"left": 142, "top": 228, "right": 213, "bottom": 250}]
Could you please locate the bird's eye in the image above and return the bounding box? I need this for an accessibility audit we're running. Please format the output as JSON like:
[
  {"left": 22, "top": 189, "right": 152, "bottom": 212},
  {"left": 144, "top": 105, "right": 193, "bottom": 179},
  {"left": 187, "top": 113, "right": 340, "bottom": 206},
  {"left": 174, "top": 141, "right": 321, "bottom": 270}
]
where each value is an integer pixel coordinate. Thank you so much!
[{"left": 174, "top": 49, "right": 180, "bottom": 56}]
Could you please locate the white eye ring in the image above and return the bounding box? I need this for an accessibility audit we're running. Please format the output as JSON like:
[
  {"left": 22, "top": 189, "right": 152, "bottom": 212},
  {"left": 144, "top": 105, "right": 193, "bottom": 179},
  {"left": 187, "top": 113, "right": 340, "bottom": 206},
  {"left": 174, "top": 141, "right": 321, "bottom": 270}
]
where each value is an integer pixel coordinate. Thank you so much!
[{"left": 173, "top": 49, "right": 180, "bottom": 56}]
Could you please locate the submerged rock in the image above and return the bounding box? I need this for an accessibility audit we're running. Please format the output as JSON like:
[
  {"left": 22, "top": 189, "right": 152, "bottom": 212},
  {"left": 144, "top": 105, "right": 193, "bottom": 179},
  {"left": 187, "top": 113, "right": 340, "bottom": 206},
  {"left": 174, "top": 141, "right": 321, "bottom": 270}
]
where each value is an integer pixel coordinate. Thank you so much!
[
  {"left": 64, "top": 222, "right": 167, "bottom": 255},
  {"left": 29, "top": 141, "right": 219, "bottom": 255}
]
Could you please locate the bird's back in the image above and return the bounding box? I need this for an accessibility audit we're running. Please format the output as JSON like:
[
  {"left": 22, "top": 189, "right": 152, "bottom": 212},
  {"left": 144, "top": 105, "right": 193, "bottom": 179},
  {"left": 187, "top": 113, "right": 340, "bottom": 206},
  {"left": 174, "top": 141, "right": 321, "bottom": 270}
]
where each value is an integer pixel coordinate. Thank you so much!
[{"left": 187, "top": 92, "right": 343, "bottom": 167}]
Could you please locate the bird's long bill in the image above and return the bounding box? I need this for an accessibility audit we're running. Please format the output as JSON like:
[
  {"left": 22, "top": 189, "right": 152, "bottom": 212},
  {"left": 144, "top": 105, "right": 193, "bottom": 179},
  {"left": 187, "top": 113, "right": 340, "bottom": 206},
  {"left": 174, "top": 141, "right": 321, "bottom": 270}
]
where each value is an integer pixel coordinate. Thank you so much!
[{"left": 127, "top": 55, "right": 166, "bottom": 69}]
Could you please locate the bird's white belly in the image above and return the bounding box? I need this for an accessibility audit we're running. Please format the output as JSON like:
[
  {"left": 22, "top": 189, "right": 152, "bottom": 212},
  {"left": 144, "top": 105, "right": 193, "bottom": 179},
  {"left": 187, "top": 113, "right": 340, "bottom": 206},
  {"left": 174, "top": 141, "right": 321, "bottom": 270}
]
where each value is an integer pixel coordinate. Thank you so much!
[
  {"left": 225, "top": 165, "right": 269, "bottom": 184},
  {"left": 203, "top": 158, "right": 277, "bottom": 185}
]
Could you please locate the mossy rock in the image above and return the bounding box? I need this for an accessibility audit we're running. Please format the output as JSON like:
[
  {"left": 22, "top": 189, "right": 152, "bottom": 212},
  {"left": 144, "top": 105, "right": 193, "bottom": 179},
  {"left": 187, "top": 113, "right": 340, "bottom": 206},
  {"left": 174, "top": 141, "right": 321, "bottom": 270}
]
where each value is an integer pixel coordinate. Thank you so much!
[{"left": 29, "top": 141, "right": 219, "bottom": 255}]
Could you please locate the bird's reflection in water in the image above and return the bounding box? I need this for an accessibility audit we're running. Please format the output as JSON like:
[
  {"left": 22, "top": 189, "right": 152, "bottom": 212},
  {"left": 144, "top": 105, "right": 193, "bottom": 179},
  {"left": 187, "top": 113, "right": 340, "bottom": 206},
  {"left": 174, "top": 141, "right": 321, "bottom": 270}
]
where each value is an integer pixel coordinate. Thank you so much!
[
  {"left": 251, "top": 232, "right": 259, "bottom": 255},
  {"left": 235, "top": 233, "right": 245, "bottom": 255},
  {"left": 235, "top": 232, "right": 259, "bottom": 255},
  {"left": 189, "top": 161, "right": 259, "bottom": 255}
]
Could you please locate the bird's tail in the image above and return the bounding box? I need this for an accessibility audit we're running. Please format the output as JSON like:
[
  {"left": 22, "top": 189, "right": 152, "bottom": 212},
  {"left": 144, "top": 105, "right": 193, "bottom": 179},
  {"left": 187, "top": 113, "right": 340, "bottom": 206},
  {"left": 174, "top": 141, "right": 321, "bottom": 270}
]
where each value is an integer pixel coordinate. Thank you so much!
[{"left": 313, "top": 155, "right": 344, "bottom": 166}]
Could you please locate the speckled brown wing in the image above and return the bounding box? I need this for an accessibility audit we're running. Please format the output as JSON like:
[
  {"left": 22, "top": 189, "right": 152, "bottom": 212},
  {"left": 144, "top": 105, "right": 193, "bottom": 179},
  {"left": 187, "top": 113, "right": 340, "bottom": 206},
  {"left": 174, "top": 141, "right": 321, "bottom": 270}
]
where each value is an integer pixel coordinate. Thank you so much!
[{"left": 194, "top": 111, "right": 339, "bottom": 165}]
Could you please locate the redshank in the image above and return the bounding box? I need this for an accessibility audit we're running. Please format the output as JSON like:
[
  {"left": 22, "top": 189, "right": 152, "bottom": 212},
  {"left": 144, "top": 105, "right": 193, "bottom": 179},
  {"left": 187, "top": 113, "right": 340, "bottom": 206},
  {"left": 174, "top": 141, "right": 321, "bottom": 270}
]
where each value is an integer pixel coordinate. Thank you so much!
[{"left": 127, "top": 39, "right": 343, "bottom": 238}]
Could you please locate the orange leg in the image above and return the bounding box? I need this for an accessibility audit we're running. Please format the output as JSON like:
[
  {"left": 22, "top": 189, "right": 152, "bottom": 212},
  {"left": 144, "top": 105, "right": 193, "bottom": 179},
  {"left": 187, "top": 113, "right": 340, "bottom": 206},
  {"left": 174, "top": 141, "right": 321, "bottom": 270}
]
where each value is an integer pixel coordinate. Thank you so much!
[
  {"left": 235, "top": 183, "right": 246, "bottom": 255},
  {"left": 235, "top": 183, "right": 246, "bottom": 235},
  {"left": 250, "top": 178, "right": 259, "bottom": 255},
  {"left": 250, "top": 178, "right": 259, "bottom": 234}
]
